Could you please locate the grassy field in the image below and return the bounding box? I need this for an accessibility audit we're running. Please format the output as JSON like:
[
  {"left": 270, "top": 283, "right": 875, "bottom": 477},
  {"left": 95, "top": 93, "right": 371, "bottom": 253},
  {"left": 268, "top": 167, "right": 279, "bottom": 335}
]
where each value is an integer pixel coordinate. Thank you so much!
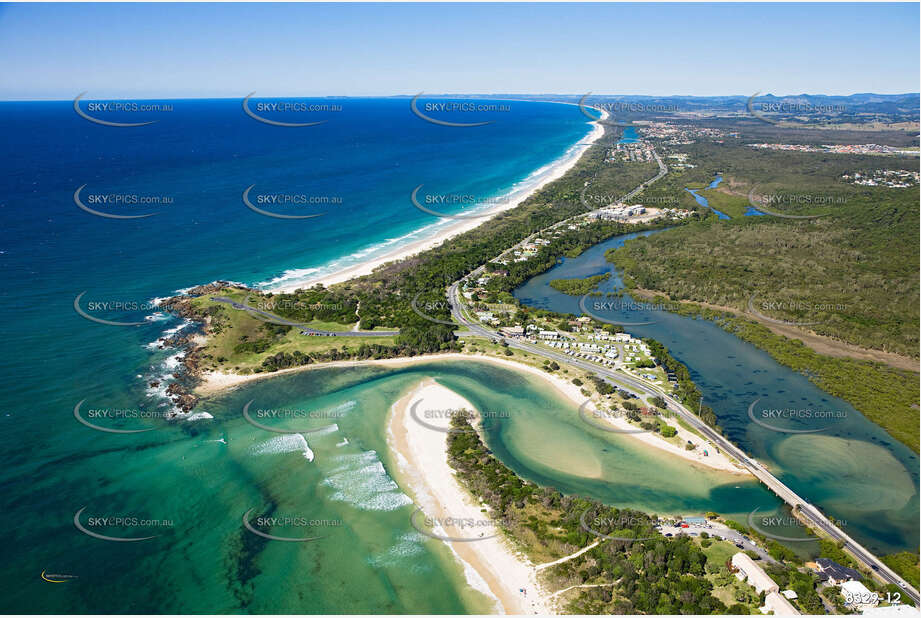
[
  {"left": 697, "top": 189, "right": 756, "bottom": 219},
  {"left": 186, "top": 292, "right": 397, "bottom": 374}
]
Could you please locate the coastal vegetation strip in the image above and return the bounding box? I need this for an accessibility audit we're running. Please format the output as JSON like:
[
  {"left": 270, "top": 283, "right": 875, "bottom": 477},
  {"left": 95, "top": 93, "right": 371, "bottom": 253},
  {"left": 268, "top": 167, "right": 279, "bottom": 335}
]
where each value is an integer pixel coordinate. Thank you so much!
[
  {"left": 445, "top": 413, "right": 739, "bottom": 615},
  {"left": 443, "top": 410, "right": 904, "bottom": 614},
  {"left": 549, "top": 273, "right": 611, "bottom": 296},
  {"left": 161, "top": 124, "right": 685, "bottom": 403},
  {"left": 881, "top": 552, "right": 921, "bottom": 589}
]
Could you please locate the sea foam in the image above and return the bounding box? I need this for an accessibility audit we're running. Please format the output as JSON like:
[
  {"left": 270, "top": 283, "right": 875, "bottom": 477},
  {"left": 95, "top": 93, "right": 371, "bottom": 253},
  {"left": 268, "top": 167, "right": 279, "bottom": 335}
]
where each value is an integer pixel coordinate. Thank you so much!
[
  {"left": 251, "top": 433, "right": 315, "bottom": 462},
  {"left": 322, "top": 450, "right": 411, "bottom": 511}
]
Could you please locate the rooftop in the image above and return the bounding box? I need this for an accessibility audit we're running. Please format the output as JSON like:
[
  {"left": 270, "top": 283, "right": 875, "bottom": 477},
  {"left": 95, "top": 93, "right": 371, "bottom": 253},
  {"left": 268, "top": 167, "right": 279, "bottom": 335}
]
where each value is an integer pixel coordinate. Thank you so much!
[{"left": 816, "top": 558, "right": 862, "bottom": 582}]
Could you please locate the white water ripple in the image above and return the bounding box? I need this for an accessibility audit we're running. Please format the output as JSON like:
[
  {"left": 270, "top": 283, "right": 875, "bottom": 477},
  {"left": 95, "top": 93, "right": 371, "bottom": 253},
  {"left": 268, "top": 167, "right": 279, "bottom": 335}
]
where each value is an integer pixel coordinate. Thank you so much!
[{"left": 322, "top": 450, "right": 411, "bottom": 511}]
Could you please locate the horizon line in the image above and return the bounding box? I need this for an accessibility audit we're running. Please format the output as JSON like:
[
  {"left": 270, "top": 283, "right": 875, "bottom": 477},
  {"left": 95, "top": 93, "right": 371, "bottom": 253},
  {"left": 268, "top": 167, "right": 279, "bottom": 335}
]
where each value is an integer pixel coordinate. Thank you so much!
[{"left": 3, "top": 91, "right": 919, "bottom": 103}]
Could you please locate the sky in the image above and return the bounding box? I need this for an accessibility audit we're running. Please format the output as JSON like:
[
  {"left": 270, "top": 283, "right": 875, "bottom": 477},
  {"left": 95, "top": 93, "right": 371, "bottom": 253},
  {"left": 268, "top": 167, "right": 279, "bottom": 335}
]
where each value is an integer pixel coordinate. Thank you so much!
[{"left": 0, "top": 2, "right": 918, "bottom": 99}]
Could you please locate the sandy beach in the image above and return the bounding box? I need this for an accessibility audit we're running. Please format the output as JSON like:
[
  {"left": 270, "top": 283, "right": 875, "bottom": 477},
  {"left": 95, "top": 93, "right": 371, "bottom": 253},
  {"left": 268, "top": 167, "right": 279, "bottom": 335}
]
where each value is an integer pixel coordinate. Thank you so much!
[
  {"left": 197, "top": 352, "right": 748, "bottom": 475},
  {"left": 387, "top": 379, "right": 553, "bottom": 615},
  {"left": 270, "top": 109, "right": 608, "bottom": 292}
]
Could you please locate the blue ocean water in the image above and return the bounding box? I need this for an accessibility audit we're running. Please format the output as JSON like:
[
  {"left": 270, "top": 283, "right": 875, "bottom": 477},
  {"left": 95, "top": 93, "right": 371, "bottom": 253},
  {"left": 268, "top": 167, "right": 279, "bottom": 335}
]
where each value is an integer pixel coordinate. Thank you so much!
[
  {"left": 0, "top": 97, "right": 592, "bottom": 411},
  {"left": 0, "top": 98, "right": 594, "bottom": 611}
]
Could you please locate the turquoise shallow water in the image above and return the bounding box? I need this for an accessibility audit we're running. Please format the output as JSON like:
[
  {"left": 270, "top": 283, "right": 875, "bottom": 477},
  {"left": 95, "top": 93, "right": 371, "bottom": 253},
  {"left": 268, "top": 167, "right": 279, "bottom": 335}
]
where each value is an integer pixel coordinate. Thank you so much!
[
  {"left": 1, "top": 98, "right": 916, "bottom": 612},
  {"left": 513, "top": 229, "right": 919, "bottom": 557},
  {"left": 0, "top": 359, "right": 780, "bottom": 613},
  {"left": 0, "top": 99, "right": 596, "bottom": 613}
]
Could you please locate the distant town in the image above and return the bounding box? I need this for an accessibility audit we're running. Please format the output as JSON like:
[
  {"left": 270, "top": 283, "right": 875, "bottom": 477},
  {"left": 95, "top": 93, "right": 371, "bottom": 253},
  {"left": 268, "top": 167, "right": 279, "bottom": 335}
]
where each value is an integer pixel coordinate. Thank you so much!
[
  {"left": 842, "top": 169, "right": 919, "bottom": 188},
  {"left": 749, "top": 143, "right": 920, "bottom": 157}
]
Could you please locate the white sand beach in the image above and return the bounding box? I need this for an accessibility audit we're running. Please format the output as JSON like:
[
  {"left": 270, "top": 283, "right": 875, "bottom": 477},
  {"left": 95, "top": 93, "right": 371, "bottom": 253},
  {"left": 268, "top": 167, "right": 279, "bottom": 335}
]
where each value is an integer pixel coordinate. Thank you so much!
[
  {"left": 387, "top": 379, "right": 554, "bottom": 615},
  {"left": 197, "top": 352, "right": 748, "bottom": 475},
  {"left": 270, "top": 109, "right": 608, "bottom": 292}
]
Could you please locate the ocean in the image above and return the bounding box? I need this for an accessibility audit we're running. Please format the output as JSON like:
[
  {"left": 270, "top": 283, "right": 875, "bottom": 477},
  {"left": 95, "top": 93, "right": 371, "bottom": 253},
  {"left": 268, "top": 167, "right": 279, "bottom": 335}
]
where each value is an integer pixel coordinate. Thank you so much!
[
  {"left": 1, "top": 97, "right": 915, "bottom": 612},
  {"left": 0, "top": 97, "right": 594, "bottom": 613}
]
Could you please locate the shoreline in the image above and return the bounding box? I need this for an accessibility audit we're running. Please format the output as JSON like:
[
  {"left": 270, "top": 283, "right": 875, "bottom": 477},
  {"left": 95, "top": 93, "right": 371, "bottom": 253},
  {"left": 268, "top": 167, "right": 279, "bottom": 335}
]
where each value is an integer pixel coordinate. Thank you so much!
[
  {"left": 196, "top": 352, "right": 748, "bottom": 475},
  {"left": 630, "top": 287, "right": 919, "bottom": 373},
  {"left": 387, "top": 379, "right": 554, "bottom": 615},
  {"left": 269, "top": 108, "right": 608, "bottom": 292}
]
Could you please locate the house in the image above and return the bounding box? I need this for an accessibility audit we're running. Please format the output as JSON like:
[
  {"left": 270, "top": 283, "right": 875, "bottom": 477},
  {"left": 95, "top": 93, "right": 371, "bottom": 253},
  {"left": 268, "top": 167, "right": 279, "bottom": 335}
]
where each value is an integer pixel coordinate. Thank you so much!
[
  {"left": 537, "top": 330, "right": 559, "bottom": 340},
  {"left": 814, "top": 558, "right": 862, "bottom": 585},
  {"left": 475, "top": 311, "right": 498, "bottom": 325},
  {"left": 762, "top": 590, "right": 801, "bottom": 615},
  {"left": 500, "top": 325, "right": 524, "bottom": 338},
  {"left": 731, "top": 552, "right": 778, "bottom": 594},
  {"left": 841, "top": 581, "right": 877, "bottom": 610}
]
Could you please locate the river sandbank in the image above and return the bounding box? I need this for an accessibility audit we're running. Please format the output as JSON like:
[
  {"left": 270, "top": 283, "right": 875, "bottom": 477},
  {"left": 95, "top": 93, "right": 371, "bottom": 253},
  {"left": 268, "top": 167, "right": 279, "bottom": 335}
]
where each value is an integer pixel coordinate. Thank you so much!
[
  {"left": 387, "top": 379, "right": 554, "bottom": 614},
  {"left": 196, "top": 352, "right": 748, "bottom": 475}
]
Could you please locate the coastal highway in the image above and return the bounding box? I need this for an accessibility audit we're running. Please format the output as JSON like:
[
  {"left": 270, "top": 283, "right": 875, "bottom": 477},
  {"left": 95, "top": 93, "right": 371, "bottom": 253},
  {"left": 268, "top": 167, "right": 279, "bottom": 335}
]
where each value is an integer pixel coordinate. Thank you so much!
[
  {"left": 446, "top": 281, "right": 921, "bottom": 606},
  {"left": 621, "top": 147, "right": 668, "bottom": 203},
  {"left": 210, "top": 296, "right": 399, "bottom": 337},
  {"left": 444, "top": 140, "right": 919, "bottom": 602}
]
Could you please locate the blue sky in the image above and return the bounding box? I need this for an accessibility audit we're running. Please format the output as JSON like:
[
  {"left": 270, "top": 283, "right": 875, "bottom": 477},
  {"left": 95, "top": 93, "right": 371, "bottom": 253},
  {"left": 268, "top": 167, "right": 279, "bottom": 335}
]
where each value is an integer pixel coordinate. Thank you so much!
[{"left": 1, "top": 2, "right": 918, "bottom": 99}]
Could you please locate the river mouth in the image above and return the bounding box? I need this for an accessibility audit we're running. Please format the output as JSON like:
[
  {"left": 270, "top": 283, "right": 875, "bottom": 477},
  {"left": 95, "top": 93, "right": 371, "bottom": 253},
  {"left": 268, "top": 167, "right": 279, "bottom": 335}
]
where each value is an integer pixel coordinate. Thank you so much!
[{"left": 511, "top": 227, "right": 919, "bottom": 556}]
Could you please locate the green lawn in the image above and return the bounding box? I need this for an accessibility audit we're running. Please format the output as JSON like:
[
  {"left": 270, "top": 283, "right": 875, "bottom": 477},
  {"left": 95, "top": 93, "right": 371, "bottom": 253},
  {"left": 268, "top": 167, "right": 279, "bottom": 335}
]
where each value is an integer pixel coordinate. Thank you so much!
[
  {"left": 699, "top": 189, "right": 755, "bottom": 219},
  {"left": 188, "top": 293, "right": 397, "bottom": 374}
]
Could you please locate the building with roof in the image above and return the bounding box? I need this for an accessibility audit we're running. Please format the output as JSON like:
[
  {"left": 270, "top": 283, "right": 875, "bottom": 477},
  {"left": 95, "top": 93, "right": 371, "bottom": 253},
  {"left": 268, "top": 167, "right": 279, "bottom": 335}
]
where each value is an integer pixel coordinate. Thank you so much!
[
  {"left": 731, "top": 552, "right": 778, "bottom": 595},
  {"left": 761, "top": 590, "right": 801, "bottom": 615},
  {"left": 841, "top": 580, "right": 877, "bottom": 610},
  {"left": 814, "top": 558, "right": 862, "bottom": 585}
]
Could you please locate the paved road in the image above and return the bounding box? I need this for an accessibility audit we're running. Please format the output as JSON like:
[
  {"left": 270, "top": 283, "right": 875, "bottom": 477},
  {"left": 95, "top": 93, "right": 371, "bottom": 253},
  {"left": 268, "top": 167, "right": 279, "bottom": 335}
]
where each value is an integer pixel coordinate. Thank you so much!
[
  {"left": 210, "top": 296, "right": 399, "bottom": 337},
  {"left": 621, "top": 148, "right": 668, "bottom": 203},
  {"left": 443, "top": 137, "right": 917, "bottom": 601},
  {"left": 448, "top": 282, "right": 920, "bottom": 604},
  {"left": 658, "top": 522, "right": 777, "bottom": 564}
]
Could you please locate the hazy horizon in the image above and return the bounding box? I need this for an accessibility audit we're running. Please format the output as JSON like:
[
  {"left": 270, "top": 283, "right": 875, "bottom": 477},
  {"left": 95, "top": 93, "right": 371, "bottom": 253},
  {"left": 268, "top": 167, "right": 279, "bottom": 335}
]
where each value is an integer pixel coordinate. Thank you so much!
[{"left": 1, "top": 3, "right": 918, "bottom": 99}]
